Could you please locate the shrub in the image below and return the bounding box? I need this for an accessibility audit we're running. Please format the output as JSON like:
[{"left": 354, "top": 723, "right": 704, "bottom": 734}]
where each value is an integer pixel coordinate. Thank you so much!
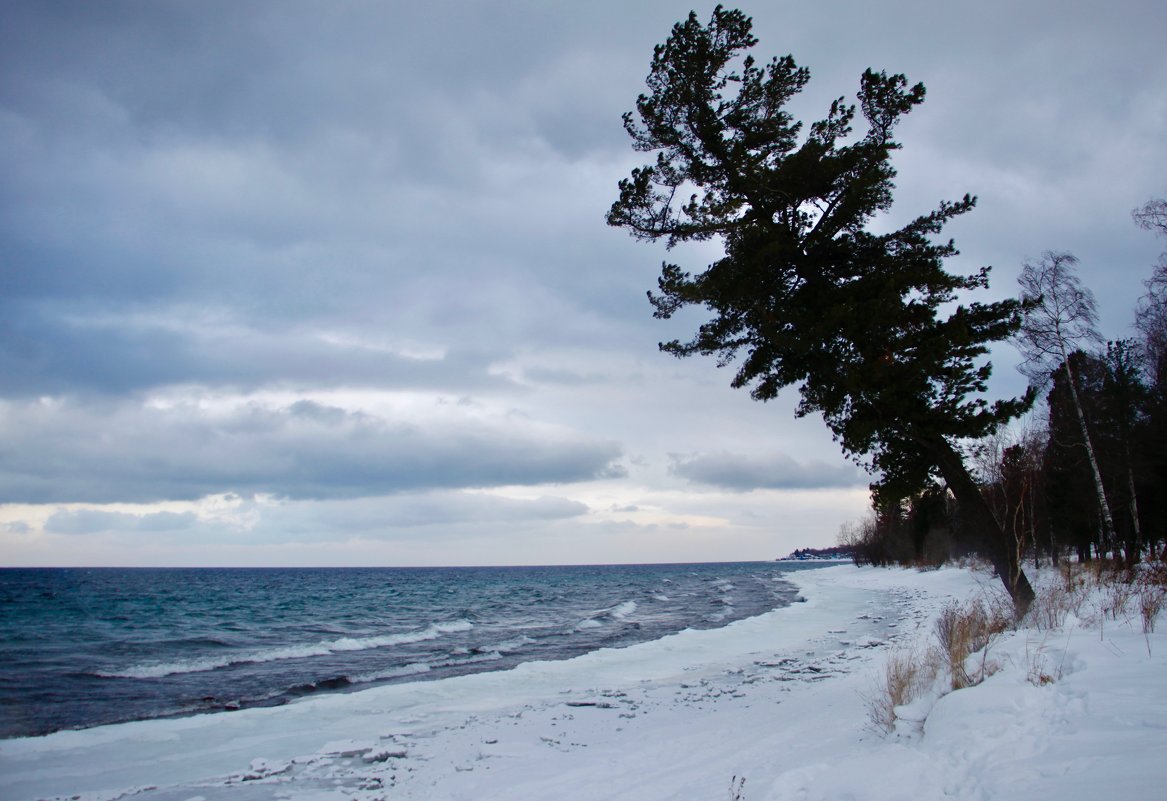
[
  {"left": 1141, "top": 561, "right": 1167, "bottom": 588},
  {"left": 1101, "top": 579, "right": 1137, "bottom": 621},
  {"left": 1138, "top": 584, "right": 1166, "bottom": 634},
  {"left": 1026, "top": 568, "right": 1092, "bottom": 629}
]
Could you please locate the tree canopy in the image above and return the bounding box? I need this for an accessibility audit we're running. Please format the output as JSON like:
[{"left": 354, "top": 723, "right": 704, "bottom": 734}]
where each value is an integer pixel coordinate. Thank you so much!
[{"left": 608, "top": 6, "right": 1034, "bottom": 610}]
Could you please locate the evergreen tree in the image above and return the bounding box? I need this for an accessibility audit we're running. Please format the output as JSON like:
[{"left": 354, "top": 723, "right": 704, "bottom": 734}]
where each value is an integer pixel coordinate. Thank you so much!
[
  {"left": 1137, "top": 370, "right": 1167, "bottom": 559},
  {"left": 608, "top": 7, "right": 1034, "bottom": 612},
  {"left": 1043, "top": 350, "right": 1113, "bottom": 560},
  {"left": 1133, "top": 196, "right": 1167, "bottom": 557},
  {"left": 1100, "top": 340, "right": 1148, "bottom": 562}
]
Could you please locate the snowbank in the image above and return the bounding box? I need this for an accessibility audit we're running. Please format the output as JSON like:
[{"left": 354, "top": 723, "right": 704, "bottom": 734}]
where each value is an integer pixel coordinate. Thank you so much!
[{"left": 1, "top": 564, "right": 1163, "bottom": 801}]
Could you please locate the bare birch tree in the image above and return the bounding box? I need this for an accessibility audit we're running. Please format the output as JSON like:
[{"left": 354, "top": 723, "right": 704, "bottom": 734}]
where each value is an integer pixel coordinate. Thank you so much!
[
  {"left": 1016, "top": 251, "right": 1117, "bottom": 550},
  {"left": 1134, "top": 198, "right": 1167, "bottom": 383}
]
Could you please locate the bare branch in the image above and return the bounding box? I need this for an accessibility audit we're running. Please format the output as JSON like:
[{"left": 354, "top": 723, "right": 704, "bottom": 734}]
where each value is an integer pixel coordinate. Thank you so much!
[
  {"left": 1016, "top": 251, "right": 1101, "bottom": 386},
  {"left": 1133, "top": 197, "right": 1167, "bottom": 238}
]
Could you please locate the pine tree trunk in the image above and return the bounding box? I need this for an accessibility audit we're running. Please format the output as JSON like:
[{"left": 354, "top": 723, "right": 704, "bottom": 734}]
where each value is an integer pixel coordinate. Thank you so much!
[{"left": 920, "top": 434, "right": 1035, "bottom": 617}]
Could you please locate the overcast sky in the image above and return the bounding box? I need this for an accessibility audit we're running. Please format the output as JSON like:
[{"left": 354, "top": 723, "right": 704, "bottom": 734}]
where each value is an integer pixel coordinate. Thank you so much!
[{"left": 2, "top": 0, "right": 1164, "bottom": 567}]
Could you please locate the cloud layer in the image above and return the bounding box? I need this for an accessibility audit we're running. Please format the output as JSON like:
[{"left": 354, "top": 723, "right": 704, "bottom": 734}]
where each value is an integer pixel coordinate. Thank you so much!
[
  {"left": 670, "top": 452, "right": 863, "bottom": 492},
  {"left": 0, "top": 398, "right": 624, "bottom": 504},
  {"left": 1, "top": 0, "right": 1164, "bottom": 564}
]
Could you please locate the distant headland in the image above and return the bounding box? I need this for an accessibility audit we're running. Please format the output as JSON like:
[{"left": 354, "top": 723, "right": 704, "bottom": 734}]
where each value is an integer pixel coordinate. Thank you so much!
[{"left": 778, "top": 546, "right": 853, "bottom": 561}]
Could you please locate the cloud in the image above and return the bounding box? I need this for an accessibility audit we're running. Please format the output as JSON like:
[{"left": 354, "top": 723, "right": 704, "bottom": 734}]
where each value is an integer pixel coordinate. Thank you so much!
[
  {"left": 669, "top": 451, "right": 863, "bottom": 492},
  {"left": 0, "top": 1, "right": 1163, "bottom": 565},
  {"left": 45, "top": 509, "right": 198, "bottom": 535},
  {"left": 0, "top": 308, "right": 516, "bottom": 397},
  {"left": 250, "top": 492, "right": 592, "bottom": 542},
  {"left": 0, "top": 1, "right": 661, "bottom": 404},
  {"left": 37, "top": 492, "right": 587, "bottom": 542},
  {"left": 0, "top": 397, "right": 625, "bottom": 504}
]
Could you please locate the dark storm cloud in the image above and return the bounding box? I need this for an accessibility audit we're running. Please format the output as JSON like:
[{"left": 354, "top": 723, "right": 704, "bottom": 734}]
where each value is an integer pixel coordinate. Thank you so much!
[
  {"left": 0, "top": 307, "right": 512, "bottom": 396},
  {"left": 0, "top": 0, "right": 662, "bottom": 398},
  {"left": 0, "top": 398, "right": 625, "bottom": 504},
  {"left": 7, "top": 0, "right": 1158, "bottom": 399},
  {"left": 669, "top": 452, "right": 863, "bottom": 492},
  {"left": 4, "top": 0, "right": 1163, "bottom": 316}
]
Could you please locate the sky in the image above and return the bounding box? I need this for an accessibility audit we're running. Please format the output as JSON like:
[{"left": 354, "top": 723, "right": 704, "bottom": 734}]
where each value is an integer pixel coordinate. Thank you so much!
[{"left": 1, "top": 0, "right": 1165, "bottom": 567}]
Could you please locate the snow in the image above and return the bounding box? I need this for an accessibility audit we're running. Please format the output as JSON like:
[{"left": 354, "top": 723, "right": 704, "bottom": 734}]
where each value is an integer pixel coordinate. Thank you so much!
[{"left": 2, "top": 564, "right": 1164, "bottom": 801}]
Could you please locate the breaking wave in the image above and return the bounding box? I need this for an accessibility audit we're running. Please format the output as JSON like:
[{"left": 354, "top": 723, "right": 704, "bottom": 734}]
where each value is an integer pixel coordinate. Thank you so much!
[{"left": 97, "top": 620, "right": 474, "bottom": 679}]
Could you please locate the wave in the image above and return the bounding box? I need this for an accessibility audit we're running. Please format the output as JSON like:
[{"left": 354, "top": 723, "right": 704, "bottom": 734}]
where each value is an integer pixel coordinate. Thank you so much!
[
  {"left": 575, "top": 599, "right": 639, "bottom": 631},
  {"left": 489, "top": 635, "right": 535, "bottom": 654},
  {"left": 610, "top": 600, "right": 638, "bottom": 619},
  {"left": 287, "top": 674, "right": 354, "bottom": 695},
  {"left": 349, "top": 649, "right": 504, "bottom": 685},
  {"left": 97, "top": 620, "right": 474, "bottom": 679}
]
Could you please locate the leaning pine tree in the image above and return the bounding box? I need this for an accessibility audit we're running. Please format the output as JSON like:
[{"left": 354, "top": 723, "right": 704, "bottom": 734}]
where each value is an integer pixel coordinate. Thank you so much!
[{"left": 608, "top": 7, "right": 1035, "bottom": 614}]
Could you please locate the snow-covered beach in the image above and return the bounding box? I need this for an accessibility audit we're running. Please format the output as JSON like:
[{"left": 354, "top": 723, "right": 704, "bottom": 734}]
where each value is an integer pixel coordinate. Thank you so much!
[{"left": 3, "top": 564, "right": 1164, "bottom": 801}]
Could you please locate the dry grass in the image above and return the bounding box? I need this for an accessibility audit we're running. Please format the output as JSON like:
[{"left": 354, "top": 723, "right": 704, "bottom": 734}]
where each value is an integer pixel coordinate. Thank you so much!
[
  {"left": 865, "top": 645, "right": 940, "bottom": 734},
  {"left": 867, "top": 557, "right": 1167, "bottom": 735},
  {"left": 1023, "top": 634, "right": 1064, "bottom": 687},
  {"left": 934, "top": 600, "right": 1009, "bottom": 690},
  {"left": 869, "top": 595, "right": 1016, "bottom": 734},
  {"left": 867, "top": 600, "right": 1008, "bottom": 735}
]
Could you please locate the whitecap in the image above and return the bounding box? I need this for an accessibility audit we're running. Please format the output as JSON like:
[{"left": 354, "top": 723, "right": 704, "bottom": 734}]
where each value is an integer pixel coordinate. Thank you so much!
[
  {"left": 609, "top": 600, "right": 638, "bottom": 620},
  {"left": 349, "top": 661, "right": 433, "bottom": 684},
  {"left": 491, "top": 635, "right": 535, "bottom": 654},
  {"left": 99, "top": 619, "right": 474, "bottom": 679}
]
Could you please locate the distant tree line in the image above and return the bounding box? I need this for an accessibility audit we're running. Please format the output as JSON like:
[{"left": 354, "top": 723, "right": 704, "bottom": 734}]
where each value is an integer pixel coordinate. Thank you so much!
[
  {"left": 783, "top": 546, "right": 853, "bottom": 561},
  {"left": 842, "top": 197, "right": 1167, "bottom": 569}
]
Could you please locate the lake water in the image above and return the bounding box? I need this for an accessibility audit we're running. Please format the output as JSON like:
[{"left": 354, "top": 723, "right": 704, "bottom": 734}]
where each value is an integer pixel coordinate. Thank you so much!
[{"left": 0, "top": 562, "right": 826, "bottom": 738}]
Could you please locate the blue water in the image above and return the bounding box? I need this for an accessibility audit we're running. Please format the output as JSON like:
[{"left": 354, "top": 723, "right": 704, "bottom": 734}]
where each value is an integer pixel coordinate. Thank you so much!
[{"left": 0, "top": 562, "right": 822, "bottom": 739}]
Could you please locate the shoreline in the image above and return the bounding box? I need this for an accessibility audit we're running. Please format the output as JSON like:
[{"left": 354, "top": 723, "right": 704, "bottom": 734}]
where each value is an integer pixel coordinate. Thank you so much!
[
  {"left": 0, "top": 565, "right": 945, "bottom": 800},
  {"left": 2, "top": 564, "right": 1162, "bottom": 801},
  {"left": 0, "top": 561, "right": 807, "bottom": 740}
]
